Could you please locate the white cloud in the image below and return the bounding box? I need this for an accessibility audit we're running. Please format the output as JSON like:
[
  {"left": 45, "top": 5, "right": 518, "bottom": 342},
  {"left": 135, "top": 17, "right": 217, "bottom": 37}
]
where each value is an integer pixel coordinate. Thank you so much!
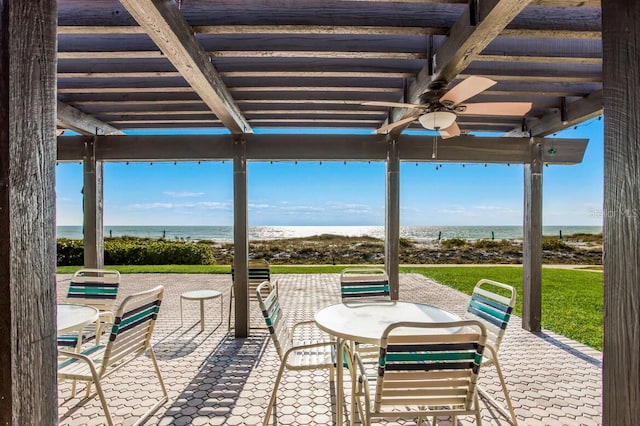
[
  {"left": 127, "top": 201, "right": 230, "bottom": 211},
  {"left": 163, "top": 191, "right": 205, "bottom": 198}
]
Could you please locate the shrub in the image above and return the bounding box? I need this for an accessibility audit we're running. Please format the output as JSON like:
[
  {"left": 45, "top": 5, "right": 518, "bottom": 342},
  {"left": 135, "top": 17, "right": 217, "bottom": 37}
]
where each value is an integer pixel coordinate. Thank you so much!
[
  {"left": 441, "top": 238, "right": 468, "bottom": 249},
  {"left": 542, "top": 237, "right": 573, "bottom": 251},
  {"left": 57, "top": 238, "right": 84, "bottom": 266},
  {"left": 399, "top": 238, "right": 413, "bottom": 248},
  {"left": 472, "top": 239, "right": 513, "bottom": 249},
  {"left": 57, "top": 238, "right": 215, "bottom": 265}
]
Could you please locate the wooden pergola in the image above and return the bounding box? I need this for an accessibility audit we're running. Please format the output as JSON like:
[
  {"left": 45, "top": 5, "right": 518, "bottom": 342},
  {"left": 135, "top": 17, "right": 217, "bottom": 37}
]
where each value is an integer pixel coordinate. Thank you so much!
[{"left": 2, "top": 0, "right": 635, "bottom": 424}]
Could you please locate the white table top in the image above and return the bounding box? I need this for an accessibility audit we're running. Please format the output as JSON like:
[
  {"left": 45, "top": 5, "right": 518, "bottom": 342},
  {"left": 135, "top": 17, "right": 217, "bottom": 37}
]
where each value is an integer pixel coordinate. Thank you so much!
[
  {"left": 314, "top": 301, "right": 461, "bottom": 344},
  {"left": 181, "top": 289, "right": 222, "bottom": 300},
  {"left": 57, "top": 304, "right": 100, "bottom": 334}
]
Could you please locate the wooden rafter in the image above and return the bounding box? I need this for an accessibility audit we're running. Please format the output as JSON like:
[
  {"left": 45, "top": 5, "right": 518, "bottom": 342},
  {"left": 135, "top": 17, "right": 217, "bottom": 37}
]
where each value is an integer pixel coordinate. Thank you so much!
[
  {"left": 117, "top": 0, "right": 251, "bottom": 134},
  {"left": 57, "top": 101, "right": 124, "bottom": 136},
  {"left": 475, "top": 54, "right": 602, "bottom": 64},
  {"left": 59, "top": 50, "right": 427, "bottom": 60},
  {"left": 57, "top": 24, "right": 599, "bottom": 38},
  {"left": 527, "top": 90, "right": 603, "bottom": 136}
]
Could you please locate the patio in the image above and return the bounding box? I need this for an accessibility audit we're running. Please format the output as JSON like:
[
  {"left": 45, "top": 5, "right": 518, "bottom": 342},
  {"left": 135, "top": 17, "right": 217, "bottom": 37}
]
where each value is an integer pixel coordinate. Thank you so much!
[{"left": 56, "top": 273, "right": 602, "bottom": 426}]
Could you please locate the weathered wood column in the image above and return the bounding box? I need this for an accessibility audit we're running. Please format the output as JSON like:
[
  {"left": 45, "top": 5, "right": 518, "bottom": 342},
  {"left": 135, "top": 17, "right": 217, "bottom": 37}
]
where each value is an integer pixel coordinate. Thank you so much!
[
  {"left": 0, "top": 0, "right": 58, "bottom": 424},
  {"left": 602, "top": 0, "right": 640, "bottom": 423},
  {"left": 522, "top": 138, "right": 543, "bottom": 332},
  {"left": 83, "top": 136, "right": 104, "bottom": 268},
  {"left": 233, "top": 136, "right": 249, "bottom": 338},
  {"left": 385, "top": 136, "right": 400, "bottom": 300}
]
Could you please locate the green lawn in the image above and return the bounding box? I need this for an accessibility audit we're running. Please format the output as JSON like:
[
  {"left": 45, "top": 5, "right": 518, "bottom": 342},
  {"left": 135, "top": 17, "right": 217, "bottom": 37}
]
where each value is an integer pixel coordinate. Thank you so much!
[
  {"left": 57, "top": 264, "right": 603, "bottom": 351},
  {"left": 403, "top": 266, "right": 603, "bottom": 351}
]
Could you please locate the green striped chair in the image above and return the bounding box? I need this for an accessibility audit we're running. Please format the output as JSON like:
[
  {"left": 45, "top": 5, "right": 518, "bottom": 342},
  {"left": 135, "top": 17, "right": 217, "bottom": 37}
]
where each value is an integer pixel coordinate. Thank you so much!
[
  {"left": 465, "top": 279, "right": 518, "bottom": 425},
  {"left": 228, "top": 259, "right": 272, "bottom": 330},
  {"left": 339, "top": 267, "right": 390, "bottom": 301},
  {"left": 256, "top": 281, "right": 335, "bottom": 426},
  {"left": 57, "top": 269, "right": 120, "bottom": 351},
  {"left": 347, "top": 320, "right": 487, "bottom": 426},
  {"left": 58, "top": 285, "right": 167, "bottom": 426},
  {"left": 340, "top": 267, "right": 391, "bottom": 362}
]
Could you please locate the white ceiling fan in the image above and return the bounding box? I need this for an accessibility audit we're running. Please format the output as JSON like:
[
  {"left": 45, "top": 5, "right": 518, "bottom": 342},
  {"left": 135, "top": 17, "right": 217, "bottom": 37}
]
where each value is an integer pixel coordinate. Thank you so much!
[{"left": 364, "top": 76, "right": 532, "bottom": 138}]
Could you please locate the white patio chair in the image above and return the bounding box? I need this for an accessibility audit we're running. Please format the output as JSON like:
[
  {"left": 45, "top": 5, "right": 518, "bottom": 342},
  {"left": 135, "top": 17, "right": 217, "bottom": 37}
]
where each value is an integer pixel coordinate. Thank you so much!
[
  {"left": 57, "top": 285, "right": 167, "bottom": 426},
  {"left": 256, "top": 280, "right": 336, "bottom": 426},
  {"left": 347, "top": 320, "right": 487, "bottom": 426},
  {"left": 465, "top": 278, "right": 518, "bottom": 425},
  {"left": 57, "top": 268, "right": 121, "bottom": 350},
  {"left": 339, "top": 267, "right": 390, "bottom": 302},
  {"left": 228, "top": 258, "right": 272, "bottom": 330},
  {"left": 340, "top": 267, "right": 391, "bottom": 362}
]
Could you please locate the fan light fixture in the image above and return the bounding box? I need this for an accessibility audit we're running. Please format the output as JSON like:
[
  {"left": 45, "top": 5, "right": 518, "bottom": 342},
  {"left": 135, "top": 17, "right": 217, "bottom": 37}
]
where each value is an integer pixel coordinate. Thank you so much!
[{"left": 418, "top": 111, "right": 456, "bottom": 130}]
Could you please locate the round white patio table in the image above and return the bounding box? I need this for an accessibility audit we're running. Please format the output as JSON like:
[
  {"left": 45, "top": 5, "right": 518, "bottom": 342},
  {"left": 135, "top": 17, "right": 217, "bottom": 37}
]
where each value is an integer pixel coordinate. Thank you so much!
[
  {"left": 314, "top": 300, "right": 461, "bottom": 426},
  {"left": 57, "top": 304, "right": 99, "bottom": 334},
  {"left": 180, "top": 289, "right": 223, "bottom": 332}
]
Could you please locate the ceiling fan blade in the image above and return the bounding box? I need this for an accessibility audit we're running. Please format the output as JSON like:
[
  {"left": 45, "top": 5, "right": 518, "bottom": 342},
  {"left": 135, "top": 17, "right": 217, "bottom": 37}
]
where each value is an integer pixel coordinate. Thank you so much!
[
  {"left": 361, "top": 101, "right": 426, "bottom": 109},
  {"left": 457, "top": 102, "right": 532, "bottom": 116},
  {"left": 375, "top": 115, "right": 417, "bottom": 134},
  {"left": 439, "top": 76, "right": 497, "bottom": 106},
  {"left": 439, "top": 121, "right": 461, "bottom": 139}
]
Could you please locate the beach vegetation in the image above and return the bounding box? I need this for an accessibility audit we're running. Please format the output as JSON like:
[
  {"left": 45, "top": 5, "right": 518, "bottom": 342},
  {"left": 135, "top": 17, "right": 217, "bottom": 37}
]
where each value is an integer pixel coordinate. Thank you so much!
[
  {"left": 542, "top": 236, "right": 573, "bottom": 251},
  {"left": 440, "top": 238, "right": 467, "bottom": 248},
  {"left": 57, "top": 237, "right": 215, "bottom": 266}
]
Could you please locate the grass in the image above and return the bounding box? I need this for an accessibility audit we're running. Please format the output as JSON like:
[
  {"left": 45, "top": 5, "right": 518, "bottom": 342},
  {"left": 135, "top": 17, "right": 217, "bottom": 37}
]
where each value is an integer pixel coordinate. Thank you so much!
[
  {"left": 57, "top": 263, "right": 603, "bottom": 351},
  {"left": 403, "top": 266, "right": 603, "bottom": 351}
]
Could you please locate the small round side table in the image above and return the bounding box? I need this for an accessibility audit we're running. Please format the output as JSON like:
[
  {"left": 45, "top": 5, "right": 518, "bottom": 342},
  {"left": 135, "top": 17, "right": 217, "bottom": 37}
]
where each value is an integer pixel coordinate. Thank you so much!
[{"left": 180, "top": 289, "right": 223, "bottom": 332}]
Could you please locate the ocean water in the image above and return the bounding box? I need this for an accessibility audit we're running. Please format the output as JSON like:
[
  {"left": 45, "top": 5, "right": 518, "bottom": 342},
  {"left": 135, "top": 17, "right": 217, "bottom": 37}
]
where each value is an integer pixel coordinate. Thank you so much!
[{"left": 56, "top": 225, "right": 602, "bottom": 242}]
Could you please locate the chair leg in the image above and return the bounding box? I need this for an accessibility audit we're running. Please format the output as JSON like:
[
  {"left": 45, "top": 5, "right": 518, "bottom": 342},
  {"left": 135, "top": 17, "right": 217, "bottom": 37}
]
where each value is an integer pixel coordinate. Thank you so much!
[
  {"left": 263, "top": 358, "right": 287, "bottom": 426},
  {"left": 149, "top": 347, "right": 169, "bottom": 400},
  {"left": 227, "top": 292, "right": 233, "bottom": 330},
  {"left": 491, "top": 351, "right": 518, "bottom": 425},
  {"left": 474, "top": 393, "right": 483, "bottom": 426},
  {"left": 70, "top": 336, "right": 83, "bottom": 397},
  {"left": 479, "top": 348, "right": 518, "bottom": 425},
  {"left": 83, "top": 360, "right": 114, "bottom": 426}
]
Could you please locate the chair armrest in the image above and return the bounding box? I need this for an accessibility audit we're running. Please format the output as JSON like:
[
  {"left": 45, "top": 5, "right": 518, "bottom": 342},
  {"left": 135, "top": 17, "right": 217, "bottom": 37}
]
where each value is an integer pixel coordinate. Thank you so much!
[
  {"left": 98, "top": 311, "right": 114, "bottom": 324},
  {"left": 282, "top": 340, "right": 336, "bottom": 362}
]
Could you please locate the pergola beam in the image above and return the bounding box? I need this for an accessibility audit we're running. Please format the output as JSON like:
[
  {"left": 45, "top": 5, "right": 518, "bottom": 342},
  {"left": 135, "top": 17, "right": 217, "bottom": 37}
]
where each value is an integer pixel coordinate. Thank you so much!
[
  {"left": 527, "top": 90, "right": 603, "bottom": 136},
  {"left": 57, "top": 101, "right": 124, "bottom": 136},
  {"left": 117, "top": 0, "right": 251, "bottom": 135},
  {"left": 57, "top": 134, "right": 588, "bottom": 164}
]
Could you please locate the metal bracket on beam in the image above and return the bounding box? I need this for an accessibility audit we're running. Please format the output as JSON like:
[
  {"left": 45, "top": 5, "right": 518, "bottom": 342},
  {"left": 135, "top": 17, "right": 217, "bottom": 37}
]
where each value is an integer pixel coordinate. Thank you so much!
[
  {"left": 233, "top": 135, "right": 247, "bottom": 168},
  {"left": 83, "top": 136, "right": 98, "bottom": 174},
  {"left": 469, "top": 0, "right": 480, "bottom": 26},
  {"left": 560, "top": 97, "right": 568, "bottom": 125},
  {"left": 530, "top": 137, "right": 543, "bottom": 175}
]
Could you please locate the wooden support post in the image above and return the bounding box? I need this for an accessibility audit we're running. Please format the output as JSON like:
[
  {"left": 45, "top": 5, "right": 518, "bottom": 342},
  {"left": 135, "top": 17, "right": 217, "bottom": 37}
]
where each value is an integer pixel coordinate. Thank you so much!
[
  {"left": 233, "top": 136, "right": 249, "bottom": 338},
  {"left": 522, "top": 138, "right": 543, "bottom": 332},
  {"left": 385, "top": 137, "right": 400, "bottom": 300},
  {"left": 83, "top": 137, "right": 104, "bottom": 269},
  {"left": 602, "top": 0, "right": 640, "bottom": 422},
  {"left": 0, "top": 0, "right": 58, "bottom": 423}
]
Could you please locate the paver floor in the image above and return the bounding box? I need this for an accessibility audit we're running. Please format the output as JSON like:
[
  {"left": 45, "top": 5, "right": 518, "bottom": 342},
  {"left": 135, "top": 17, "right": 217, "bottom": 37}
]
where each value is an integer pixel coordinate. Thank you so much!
[{"left": 56, "top": 273, "right": 602, "bottom": 425}]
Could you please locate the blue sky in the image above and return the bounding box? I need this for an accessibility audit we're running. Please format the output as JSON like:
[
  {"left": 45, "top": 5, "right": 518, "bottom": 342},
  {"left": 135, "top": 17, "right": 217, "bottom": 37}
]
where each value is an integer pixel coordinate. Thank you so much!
[{"left": 55, "top": 117, "right": 603, "bottom": 227}]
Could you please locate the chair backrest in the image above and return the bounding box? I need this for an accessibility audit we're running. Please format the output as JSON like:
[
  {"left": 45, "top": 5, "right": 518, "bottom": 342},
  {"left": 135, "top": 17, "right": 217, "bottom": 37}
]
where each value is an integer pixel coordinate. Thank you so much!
[
  {"left": 100, "top": 285, "right": 164, "bottom": 374},
  {"left": 339, "top": 267, "right": 390, "bottom": 301},
  {"left": 232, "top": 259, "right": 271, "bottom": 301},
  {"left": 256, "top": 280, "right": 291, "bottom": 361},
  {"left": 375, "top": 320, "right": 486, "bottom": 413},
  {"left": 464, "top": 279, "right": 516, "bottom": 351},
  {"left": 66, "top": 268, "right": 121, "bottom": 312}
]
